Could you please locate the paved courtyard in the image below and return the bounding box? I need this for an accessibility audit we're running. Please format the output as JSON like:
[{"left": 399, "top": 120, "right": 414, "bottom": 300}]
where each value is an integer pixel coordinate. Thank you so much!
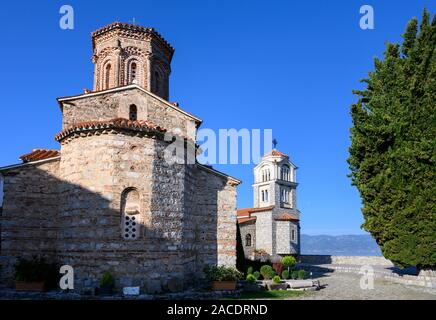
[{"left": 295, "top": 271, "right": 436, "bottom": 300}]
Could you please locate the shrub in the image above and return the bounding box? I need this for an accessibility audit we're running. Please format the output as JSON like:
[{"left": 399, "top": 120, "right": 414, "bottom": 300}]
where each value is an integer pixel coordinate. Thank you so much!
[
  {"left": 100, "top": 271, "right": 114, "bottom": 288},
  {"left": 282, "top": 256, "right": 296, "bottom": 270},
  {"left": 203, "top": 265, "right": 243, "bottom": 282},
  {"left": 253, "top": 271, "right": 260, "bottom": 280},
  {"left": 297, "top": 270, "right": 307, "bottom": 280},
  {"left": 14, "top": 256, "right": 59, "bottom": 288},
  {"left": 273, "top": 275, "right": 281, "bottom": 284},
  {"left": 246, "top": 274, "right": 256, "bottom": 283},
  {"left": 268, "top": 270, "right": 276, "bottom": 280},
  {"left": 260, "top": 265, "right": 273, "bottom": 280},
  {"left": 246, "top": 266, "right": 253, "bottom": 275},
  {"left": 281, "top": 270, "right": 290, "bottom": 280},
  {"left": 291, "top": 270, "right": 299, "bottom": 280}
]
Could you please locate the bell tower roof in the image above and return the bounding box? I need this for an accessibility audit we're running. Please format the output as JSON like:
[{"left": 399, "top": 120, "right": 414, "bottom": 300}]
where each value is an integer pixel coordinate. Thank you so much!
[
  {"left": 91, "top": 21, "right": 174, "bottom": 56},
  {"left": 91, "top": 22, "right": 174, "bottom": 100}
]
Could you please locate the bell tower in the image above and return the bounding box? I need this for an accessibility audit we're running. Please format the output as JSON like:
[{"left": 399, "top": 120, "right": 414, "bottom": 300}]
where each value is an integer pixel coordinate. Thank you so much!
[{"left": 91, "top": 22, "right": 174, "bottom": 100}]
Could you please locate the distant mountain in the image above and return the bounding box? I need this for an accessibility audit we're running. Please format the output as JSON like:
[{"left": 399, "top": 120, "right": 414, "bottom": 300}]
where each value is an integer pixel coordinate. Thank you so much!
[{"left": 301, "top": 234, "right": 382, "bottom": 256}]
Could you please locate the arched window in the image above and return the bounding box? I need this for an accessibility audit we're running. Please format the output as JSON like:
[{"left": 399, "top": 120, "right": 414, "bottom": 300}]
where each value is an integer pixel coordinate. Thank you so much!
[
  {"left": 121, "top": 188, "right": 140, "bottom": 240},
  {"left": 265, "top": 190, "right": 269, "bottom": 202},
  {"left": 105, "top": 63, "right": 112, "bottom": 89},
  {"left": 245, "top": 234, "right": 252, "bottom": 247},
  {"left": 129, "top": 104, "right": 137, "bottom": 121},
  {"left": 281, "top": 165, "right": 290, "bottom": 181},
  {"left": 130, "top": 62, "right": 137, "bottom": 84},
  {"left": 261, "top": 190, "right": 265, "bottom": 202}
]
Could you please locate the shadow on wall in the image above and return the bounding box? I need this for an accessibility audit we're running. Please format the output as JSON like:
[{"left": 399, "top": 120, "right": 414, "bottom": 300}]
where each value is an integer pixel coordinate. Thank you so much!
[{"left": 0, "top": 156, "right": 225, "bottom": 294}]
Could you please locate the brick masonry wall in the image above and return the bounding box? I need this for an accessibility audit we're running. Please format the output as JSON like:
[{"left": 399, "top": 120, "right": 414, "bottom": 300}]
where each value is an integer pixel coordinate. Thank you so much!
[
  {"left": 61, "top": 88, "right": 196, "bottom": 141},
  {"left": 0, "top": 159, "right": 61, "bottom": 286},
  {"left": 0, "top": 132, "right": 237, "bottom": 292}
]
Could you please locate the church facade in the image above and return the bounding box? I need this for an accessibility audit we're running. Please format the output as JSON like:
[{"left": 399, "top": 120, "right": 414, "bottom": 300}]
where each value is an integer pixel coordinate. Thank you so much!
[
  {"left": 237, "top": 149, "right": 301, "bottom": 258},
  {"left": 0, "top": 22, "right": 240, "bottom": 293}
]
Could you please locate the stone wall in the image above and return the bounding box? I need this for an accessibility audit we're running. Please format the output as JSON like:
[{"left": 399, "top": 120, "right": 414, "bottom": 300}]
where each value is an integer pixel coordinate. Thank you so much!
[
  {"left": 57, "top": 132, "right": 191, "bottom": 292},
  {"left": 191, "top": 166, "right": 237, "bottom": 269},
  {"left": 238, "top": 221, "right": 256, "bottom": 258},
  {"left": 253, "top": 211, "right": 273, "bottom": 254},
  {"left": 299, "top": 255, "right": 394, "bottom": 266},
  {"left": 0, "top": 159, "right": 61, "bottom": 286},
  {"left": 60, "top": 87, "right": 197, "bottom": 140}
]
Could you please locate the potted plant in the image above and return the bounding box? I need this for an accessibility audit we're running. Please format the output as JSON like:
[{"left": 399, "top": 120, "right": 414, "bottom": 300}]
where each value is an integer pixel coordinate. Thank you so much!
[
  {"left": 267, "top": 275, "right": 288, "bottom": 290},
  {"left": 99, "top": 271, "right": 115, "bottom": 295},
  {"left": 14, "top": 256, "right": 58, "bottom": 291},
  {"left": 203, "top": 265, "right": 243, "bottom": 291}
]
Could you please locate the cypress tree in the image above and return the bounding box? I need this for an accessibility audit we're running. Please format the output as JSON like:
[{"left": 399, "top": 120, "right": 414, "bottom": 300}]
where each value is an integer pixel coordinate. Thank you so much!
[{"left": 348, "top": 9, "right": 436, "bottom": 269}]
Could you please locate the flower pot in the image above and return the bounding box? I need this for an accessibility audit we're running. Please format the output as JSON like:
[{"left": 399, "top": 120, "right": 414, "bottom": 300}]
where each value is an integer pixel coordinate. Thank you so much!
[
  {"left": 15, "top": 281, "right": 45, "bottom": 291},
  {"left": 212, "top": 281, "right": 237, "bottom": 291},
  {"left": 267, "top": 282, "right": 288, "bottom": 291},
  {"left": 98, "top": 284, "right": 114, "bottom": 296}
]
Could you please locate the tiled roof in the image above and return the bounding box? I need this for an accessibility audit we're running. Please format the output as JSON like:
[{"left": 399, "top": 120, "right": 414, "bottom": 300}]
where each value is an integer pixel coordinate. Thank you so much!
[
  {"left": 237, "top": 205, "right": 275, "bottom": 217},
  {"left": 237, "top": 217, "right": 257, "bottom": 224},
  {"left": 275, "top": 213, "right": 299, "bottom": 222},
  {"left": 91, "top": 22, "right": 174, "bottom": 53},
  {"left": 55, "top": 118, "right": 166, "bottom": 142},
  {"left": 266, "top": 149, "right": 289, "bottom": 158},
  {"left": 20, "top": 149, "right": 60, "bottom": 163}
]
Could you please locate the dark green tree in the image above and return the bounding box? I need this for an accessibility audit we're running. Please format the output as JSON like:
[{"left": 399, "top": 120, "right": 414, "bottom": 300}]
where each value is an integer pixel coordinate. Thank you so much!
[{"left": 348, "top": 9, "right": 436, "bottom": 269}]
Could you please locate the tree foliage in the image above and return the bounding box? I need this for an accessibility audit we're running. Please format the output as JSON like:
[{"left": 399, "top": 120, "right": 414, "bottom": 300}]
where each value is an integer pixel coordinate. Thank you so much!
[{"left": 348, "top": 9, "right": 436, "bottom": 269}]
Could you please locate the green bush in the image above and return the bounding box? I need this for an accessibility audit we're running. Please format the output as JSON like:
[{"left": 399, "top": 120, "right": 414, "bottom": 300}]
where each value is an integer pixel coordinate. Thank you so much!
[
  {"left": 297, "top": 270, "right": 307, "bottom": 280},
  {"left": 282, "top": 256, "right": 296, "bottom": 270},
  {"left": 14, "top": 256, "right": 59, "bottom": 288},
  {"left": 203, "top": 265, "right": 243, "bottom": 281},
  {"left": 253, "top": 271, "right": 260, "bottom": 280},
  {"left": 291, "top": 270, "right": 299, "bottom": 280},
  {"left": 260, "top": 265, "right": 273, "bottom": 280},
  {"left": 281, "top": 270, "right": 290, "bottom": 280},
  {"left": 100, "top": 271, "right": 114, "bottom": 287},
  {"left": 272, "top": 275, "right": 281, "bottom": 284},
  {"left": 268, "top": 270, "right": 276, "bottom": 280},
  {"left": 246, "top": 274, "right": 256, "bottom": 283},
  {"left": 246, "top": 266, "right": 253, "bottom": 275}
]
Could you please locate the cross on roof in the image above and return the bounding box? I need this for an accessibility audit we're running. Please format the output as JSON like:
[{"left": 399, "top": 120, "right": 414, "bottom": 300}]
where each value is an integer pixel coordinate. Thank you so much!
[
  {"left": 129, "top": 17, "right": 139, "bottom": 25},
  {"left": 272, "top": 138, "right": 278, "bottom": 149}
]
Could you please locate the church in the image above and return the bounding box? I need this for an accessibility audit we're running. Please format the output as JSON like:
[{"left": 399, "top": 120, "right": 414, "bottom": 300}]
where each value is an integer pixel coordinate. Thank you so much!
[
  {"left": 237, "top": 149, "right": 301, "bottom": 259},
  {"left": 0, "top": 22, "right": 241, "bottom": 293}
]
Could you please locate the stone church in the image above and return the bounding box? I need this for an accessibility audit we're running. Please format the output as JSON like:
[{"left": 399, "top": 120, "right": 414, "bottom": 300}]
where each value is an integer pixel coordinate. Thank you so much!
[
  {"left": 237, "top": 149, "right": 301, "bottom": 259},
  {"left": 0, "top": 22, "right": 241, "bottom": 293}
]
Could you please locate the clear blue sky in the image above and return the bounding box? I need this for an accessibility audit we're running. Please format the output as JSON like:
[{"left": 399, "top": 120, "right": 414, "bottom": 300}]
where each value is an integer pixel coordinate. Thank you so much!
[{"left": 0, "top": 1, "right": 433, "bottom": 235}]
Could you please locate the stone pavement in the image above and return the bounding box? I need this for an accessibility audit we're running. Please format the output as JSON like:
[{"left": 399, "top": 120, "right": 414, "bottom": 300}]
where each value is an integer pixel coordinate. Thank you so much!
[{"left": 294, "top": 271, "right": 436, "bottom": 300}]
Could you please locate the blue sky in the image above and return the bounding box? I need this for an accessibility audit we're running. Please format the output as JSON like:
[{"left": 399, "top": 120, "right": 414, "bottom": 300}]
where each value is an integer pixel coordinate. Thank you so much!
[{"left": 0, "top": 1, "right": 433, "bottom": 235}]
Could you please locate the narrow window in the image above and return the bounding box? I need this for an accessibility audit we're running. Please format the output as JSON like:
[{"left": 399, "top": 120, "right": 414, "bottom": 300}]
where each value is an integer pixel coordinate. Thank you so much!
[
  {"left": 261, "top": 190, "right": 265, "bottom": 202},
  {"left": 121, "top": 188, "right": 140, "bottom": 240},
  {"left": 129, "top": 104, "right": 137, "bottom": 121},
  {"left": 291, "top": 229, "right": 295, "bottom": 241},
  {"left": 265, "top": 190, "right": 269, "bottom": 202},
  {"left": 130, "top": 62, "right": 137, "bottom": 83},
  {"left": 105, "top": 64, "right": 111, "bottom": 89},
  {"left": 245, "top": 234, "right": 252, "bottom": 247}
]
